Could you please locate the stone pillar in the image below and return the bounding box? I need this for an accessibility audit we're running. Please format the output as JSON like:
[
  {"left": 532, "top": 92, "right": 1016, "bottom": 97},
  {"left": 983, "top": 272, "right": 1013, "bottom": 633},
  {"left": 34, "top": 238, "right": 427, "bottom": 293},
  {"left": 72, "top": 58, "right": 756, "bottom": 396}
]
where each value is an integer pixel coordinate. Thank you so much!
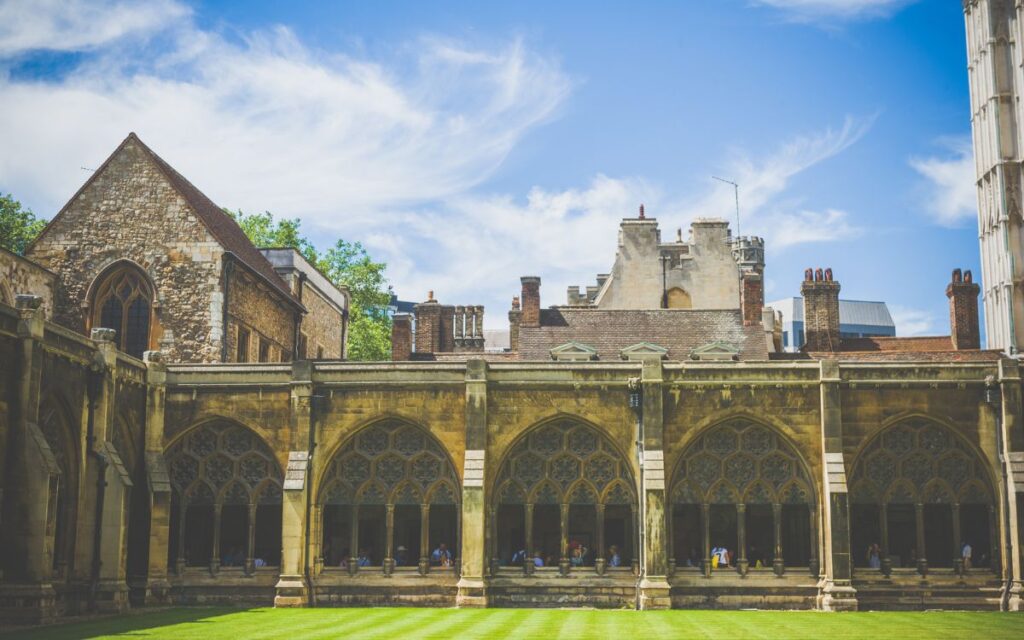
[
  {"left": 737, "top": 504, "right": 748, "bottom": 577},
  {"left": 419, "top": 504, "right": 430, "bottom": 576},
  {"left": 702, "top": 503, "right": 711, "bottom": 578},
  {"left": 453, "top": 306, "right": 466, "bottom": 348},
  {"left": 809, "top": 505, "right": 820, "bottom": 578},
  {"left": 246, "top": 502, "right": 257, "bottom": 576},
  {"left": 348, "top": 505, "right": 359, "bottom": 577},
  {"left": 817, "top": 359, "right": 857, "bottom": 610},
  {"left": 85, "top": 329, "right": 132, "bottom": 613},
  {"left": 143, "top": 351, "right": 172, "bottom": 604},
  {"left": 0, "top": 296, "right": 57, "bottom": 623},
  {"left": 210, "top": 505, "right": 222, "bottom": 574},
  {"left": 638, "top": 358, "right": 671, "bottom": 609},
  {"left": 880, "top": 503, "right": 891, "bottom": 577},
  {"left": 383, "top": 504, "right": 395, "bottom": 576},
  {"left": 474, "top": 306, "right": 484, "bottom": 342},
  {"left": 457, "top": 359, "right": 488, "bottom": 607},
  {"left": 998, "top": 358, "right": 1023, "bottom": 610},
  {"left": 558, "top": 503, "right": 570, "bottom": 576},
  {"left": 275, "top": 361, "right": 313, "bottom": 607},
  {"left": 952, "top": 503, "right": 964, "bottom": 576},
  {"left": 595, "top": 504, "right": 607, "bottom": 576},
  {"left": 772, "top": 503, "right": 784, "bottom": 577},
  {"left": 523, "top": 503, "right": 534, "bottom": 577},
  {"left": 915, "top": 503, "right": 928, "bottom": 577}
]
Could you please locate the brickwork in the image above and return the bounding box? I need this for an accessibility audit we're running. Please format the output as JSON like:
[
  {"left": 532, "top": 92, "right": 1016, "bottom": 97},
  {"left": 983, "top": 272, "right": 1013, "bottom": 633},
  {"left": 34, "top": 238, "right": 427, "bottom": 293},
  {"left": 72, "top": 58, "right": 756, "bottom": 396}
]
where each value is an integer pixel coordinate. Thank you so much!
[
  {"left": 0, "top": 248, "right": 55, "bottom": 319},
  {"left": 391, "top": 314, "right": 413, "bottom": 360},
  {"left": 947, "top": 268, "right": 981, "bottom": 350},
  {"left": 801, "top": 268, "right": 841, "bottom": 352},
  {"left": 226, "top": 266, "right": 296, "bottom": 362},
  {"left": 520, "top": 277, "right": 541, "bottom": 327},
  {"left": 414, "top": 297, "right": 443, "bottom": 354},
  {"left": 26, "top": 137, "right": 224, "bottom": 362},
  {"left": 741, "top": 271, "right": 763, "bottom": 326}
]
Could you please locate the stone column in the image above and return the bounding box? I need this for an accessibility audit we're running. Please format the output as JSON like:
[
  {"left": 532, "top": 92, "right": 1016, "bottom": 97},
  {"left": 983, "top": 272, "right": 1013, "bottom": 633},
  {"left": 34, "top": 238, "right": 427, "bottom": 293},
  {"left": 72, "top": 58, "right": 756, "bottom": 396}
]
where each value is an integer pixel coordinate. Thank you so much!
[
  {"left": 737, "top": 504, "right": 748, "bottom": 577},
  {"left": 143, "top": 351, "right": 172, "bottom": 604},
  {"left": 524, "top": 504, "right": 534, "bottom": 577},
  {"left": 453, "top": 306, "right": 465, "bottom": 348},
  {"left": 487, "top": 505, "right": 498, "bottom": 577},
  {"left": 809, "top": 505, "right": 820, "bottom": 578},
  {"left": 772, "top": 503, "right": 784, "bottom": 577},
  {"left": 702, "top": 503, "right": 711, "bottom": 578},
  {"left": 638, "top": 359, "right": 671, "bottom": 609},
  {"left": 210, "top": 505, "right": 222, "bottom": 574},
  {"left": 176, "top": 500, "right": 187, "bottom": 575},
  {"left": 419, "top": 504, "right": 430, "bottom": 576},
  {"left": 348, "top": 505, "right": 359, "bottom": 577},
  {"left": 666, "top": 502, "right": 676, "bottom": 577},
  {"left": 816, "top": 359, "right": 857, "bottom": 609},
  {"left": 952, "top": 503, "right": 964, "bottom": 576},
  {"left": 915, "top": 503, "right": 928, "bottom": 577},
  {"left": 558, "top": 503, "right": 570, "bottom": 576},
  {"left": 246, "top": 502, "right": 257, "bottom": 576},
  {"left": 0, "top": 296, "right": 57, "bottom": 623},
  {"left": 383, "top": 504, "right": 395, "bottom": 576},
  {"left": 998, "top": 359, "right": 1024, "bottom": 610},
  {"left": 457, "top": 359, "right": 488, "bottom": 606},
  {"left": 275, "top": 361, "right": 314, "bottom": 607},
  {"left": 85, "top": 330, "right": 132, "bottom": 612},
  {"left": 595, "top": 504, "right": 607, "bottom": 576},
  {"left": 880, "top": 503, "right": 891, "bottom": 577}
]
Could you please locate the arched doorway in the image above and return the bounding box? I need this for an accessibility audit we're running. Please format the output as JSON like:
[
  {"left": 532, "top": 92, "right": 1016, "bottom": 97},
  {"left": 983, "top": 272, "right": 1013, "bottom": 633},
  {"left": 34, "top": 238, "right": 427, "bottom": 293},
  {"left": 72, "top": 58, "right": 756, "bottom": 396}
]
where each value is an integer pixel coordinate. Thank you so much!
[
  {"left": 88, "top": 262, "right": 155, "bottom": 358},
  {"left": 165, "top": 421, "right": 283, "bottom": 574},
  {"left": 492, "top": 418, "right": 637, "bottom": 575},
  {"left": 848, "top": 417, "right": 996, "bottom": 576},
  {"left": 669, "top": 418, "right": 818, "bottom": 577},
  {"left": 317, "top": 419, "right": 460, "bottom": 575}
]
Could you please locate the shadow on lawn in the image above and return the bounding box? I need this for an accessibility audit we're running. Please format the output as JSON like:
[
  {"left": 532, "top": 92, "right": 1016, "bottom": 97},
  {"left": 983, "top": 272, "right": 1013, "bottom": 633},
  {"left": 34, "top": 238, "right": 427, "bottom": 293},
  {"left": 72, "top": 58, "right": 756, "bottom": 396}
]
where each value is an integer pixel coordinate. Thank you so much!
[{"left": 0, "top": 607, "right": 267, "bottom": 640}]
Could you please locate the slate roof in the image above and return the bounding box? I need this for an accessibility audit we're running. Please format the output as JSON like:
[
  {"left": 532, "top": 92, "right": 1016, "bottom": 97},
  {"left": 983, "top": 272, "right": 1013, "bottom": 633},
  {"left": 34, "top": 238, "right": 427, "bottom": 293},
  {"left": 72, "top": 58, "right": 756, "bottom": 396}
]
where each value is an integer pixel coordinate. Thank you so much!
[
  {"left": 772, "top": 335, "right": 1002, "bottom": 362},
  {"left": 517, "top": 308, "right": 769, "bottom": 361},
  {"left": 34, "top": 133, "right": 302, "bottom": 309}
]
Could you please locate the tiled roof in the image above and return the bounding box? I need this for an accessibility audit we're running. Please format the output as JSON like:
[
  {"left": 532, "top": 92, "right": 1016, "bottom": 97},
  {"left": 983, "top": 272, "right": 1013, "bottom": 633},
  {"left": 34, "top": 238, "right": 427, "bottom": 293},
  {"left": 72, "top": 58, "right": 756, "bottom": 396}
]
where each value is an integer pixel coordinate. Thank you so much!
[
  {"left": 773, "top": 334, "right": 1002, "bottom": 362},
  {"left": 517, "top": 308, "right": 769, "bottom": 361},
  {"left": 128, "top": 134, "right": 302, "bottom": 308}
]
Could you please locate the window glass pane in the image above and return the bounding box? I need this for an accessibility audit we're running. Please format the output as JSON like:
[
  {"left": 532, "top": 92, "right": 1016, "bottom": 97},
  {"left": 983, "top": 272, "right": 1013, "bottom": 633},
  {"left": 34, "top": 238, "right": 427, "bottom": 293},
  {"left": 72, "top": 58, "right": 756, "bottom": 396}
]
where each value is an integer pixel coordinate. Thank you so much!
[{"left": 125, "top": 296, "right": 150, "bottom": 358}]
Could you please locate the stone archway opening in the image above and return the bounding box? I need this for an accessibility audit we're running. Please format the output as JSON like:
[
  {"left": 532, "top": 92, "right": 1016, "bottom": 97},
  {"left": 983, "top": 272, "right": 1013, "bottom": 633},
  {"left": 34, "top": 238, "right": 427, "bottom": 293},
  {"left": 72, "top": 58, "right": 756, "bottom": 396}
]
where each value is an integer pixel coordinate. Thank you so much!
[
  {"left": 491, "top": 418, "right": 637, "bottom": 574},
  {"left": 317, "top": 419, "right": 461, "bottom": 575},
  {"left": 669, "top": 418, "right": 818, "bottom": 577}
]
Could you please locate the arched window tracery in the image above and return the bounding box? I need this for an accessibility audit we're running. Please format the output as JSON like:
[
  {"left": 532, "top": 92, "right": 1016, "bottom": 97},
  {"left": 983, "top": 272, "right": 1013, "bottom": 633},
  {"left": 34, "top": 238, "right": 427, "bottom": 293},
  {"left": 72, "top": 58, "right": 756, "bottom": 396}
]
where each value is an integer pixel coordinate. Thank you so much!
[
  {"left": 90, "top": 264, "right": 153, "bottom": 358},
  {"left": 492, "top": 419, "right": 637, "bottom": 575},
  {"left": 669, "top": 418, "right": 817, "bottom": 577},
  {"left": 165, "top": 421, "right": 283, "bottom": 574},
  {"left": 38, "top": 400, "right": 79, "bottom": 580},
  {"left": 318, "top": 419, "right": 460, "bottom": 575},
  {"left": 848, "top": 417, "right": 995, "bottom": 576}
]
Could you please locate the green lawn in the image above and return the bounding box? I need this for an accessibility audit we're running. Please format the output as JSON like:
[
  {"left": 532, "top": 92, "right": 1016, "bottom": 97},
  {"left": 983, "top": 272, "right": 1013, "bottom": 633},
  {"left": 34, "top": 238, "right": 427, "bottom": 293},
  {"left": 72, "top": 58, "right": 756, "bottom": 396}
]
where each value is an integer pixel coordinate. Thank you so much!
[{"left": 4, "top": 608, "right": 1024, "bottom": 640}]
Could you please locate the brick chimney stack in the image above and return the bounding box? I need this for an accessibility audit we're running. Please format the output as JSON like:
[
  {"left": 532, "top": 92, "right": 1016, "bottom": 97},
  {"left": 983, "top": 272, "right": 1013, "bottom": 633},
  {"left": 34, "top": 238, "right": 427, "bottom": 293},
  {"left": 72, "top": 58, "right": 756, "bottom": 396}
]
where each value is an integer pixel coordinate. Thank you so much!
[
  {"left": 947, "top": 268, "right": 981, "bottom": 350},
  {"left": 801, "top": 267, "right": 841, "bottom": 352},
  {"left": 391, "top": 314, "right": 412, "bottom": 361},
  {"left": 414, "top": 292, "right": 442, "bottom": 354},
  {"left": 508, "top": 295, "right": 522, "bottom": 352},
  {"left": 521, "top": 277, "right": 541, "bottom": 328},
  {"left": 741, "top": 271, "right": 764, "bottom": 326}
]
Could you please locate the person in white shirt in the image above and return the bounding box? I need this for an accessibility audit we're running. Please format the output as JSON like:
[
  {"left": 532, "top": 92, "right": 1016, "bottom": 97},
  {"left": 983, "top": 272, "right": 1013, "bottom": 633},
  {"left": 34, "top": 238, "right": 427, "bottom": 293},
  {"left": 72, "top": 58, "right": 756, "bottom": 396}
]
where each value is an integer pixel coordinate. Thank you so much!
[{"left": 961, "top": 541, "right": 972, "bottom": 570}]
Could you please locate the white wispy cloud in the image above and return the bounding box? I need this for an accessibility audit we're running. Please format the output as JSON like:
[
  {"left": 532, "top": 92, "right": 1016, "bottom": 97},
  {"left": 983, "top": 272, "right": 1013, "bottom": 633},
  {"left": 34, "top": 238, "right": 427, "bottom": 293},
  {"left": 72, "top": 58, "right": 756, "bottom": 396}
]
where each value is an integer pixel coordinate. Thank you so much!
[
  {"left": 0, "top": 0, "right": 189, "bottom": 55},
  {"left": 909, "top": 138, "right": 977, "bottom": 227},
  {"left": 751, "top": 0, "right": 916, "bottom": 22},
  {"left": 0, "top": 1, "right": 871, "bottom": 328},
  {"left": 889, "top": 304, "right": 937, "bottom": 336},
  {"left": 0, "top": 8, "right": 572, "bottom": 221}
]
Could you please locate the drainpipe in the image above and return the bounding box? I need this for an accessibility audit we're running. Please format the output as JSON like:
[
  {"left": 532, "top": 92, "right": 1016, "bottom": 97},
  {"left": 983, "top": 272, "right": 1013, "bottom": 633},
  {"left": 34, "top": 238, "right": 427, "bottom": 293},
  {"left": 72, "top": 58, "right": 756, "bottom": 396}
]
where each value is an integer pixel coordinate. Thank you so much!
[
  {"left": 86, "top": 361, "right": 108, "bottom": 612},
  {"left": 220, "top": 254, "right": 234, "bottom": 363}
]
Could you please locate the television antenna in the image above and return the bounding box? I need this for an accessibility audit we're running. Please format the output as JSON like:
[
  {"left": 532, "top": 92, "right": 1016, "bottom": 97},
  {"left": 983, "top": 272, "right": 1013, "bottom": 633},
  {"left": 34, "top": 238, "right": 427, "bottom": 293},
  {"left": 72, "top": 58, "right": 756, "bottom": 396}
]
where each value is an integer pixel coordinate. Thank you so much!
[{"left": 712, "top": 176, "right": 740, "bottom": 237}]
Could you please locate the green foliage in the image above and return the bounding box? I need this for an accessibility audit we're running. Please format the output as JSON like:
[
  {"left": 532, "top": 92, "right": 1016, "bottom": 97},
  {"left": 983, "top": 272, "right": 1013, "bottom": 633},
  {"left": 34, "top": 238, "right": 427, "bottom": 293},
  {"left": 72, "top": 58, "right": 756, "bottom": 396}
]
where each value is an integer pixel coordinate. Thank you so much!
[
  {"left": 227, "top": 208, "right": 392, "bottom": 361},
  {"left": 0, "top": 193, "right": 47, "bottom": 254}
]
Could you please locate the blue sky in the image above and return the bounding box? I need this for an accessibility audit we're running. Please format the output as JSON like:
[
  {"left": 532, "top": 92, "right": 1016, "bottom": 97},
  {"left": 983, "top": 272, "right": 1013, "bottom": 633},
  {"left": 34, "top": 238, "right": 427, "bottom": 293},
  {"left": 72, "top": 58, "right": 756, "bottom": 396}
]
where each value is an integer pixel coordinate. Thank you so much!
[{"left": 0, "top": 0, "right": 977, "bottom": 334}]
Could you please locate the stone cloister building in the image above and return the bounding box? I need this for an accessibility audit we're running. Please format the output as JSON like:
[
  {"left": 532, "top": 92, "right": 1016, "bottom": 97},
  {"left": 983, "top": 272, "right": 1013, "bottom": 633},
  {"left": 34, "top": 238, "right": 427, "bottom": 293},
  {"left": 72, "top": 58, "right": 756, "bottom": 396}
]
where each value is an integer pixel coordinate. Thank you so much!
[{"left": 2, "top": 134, "right": 1024, "bottom": 623}]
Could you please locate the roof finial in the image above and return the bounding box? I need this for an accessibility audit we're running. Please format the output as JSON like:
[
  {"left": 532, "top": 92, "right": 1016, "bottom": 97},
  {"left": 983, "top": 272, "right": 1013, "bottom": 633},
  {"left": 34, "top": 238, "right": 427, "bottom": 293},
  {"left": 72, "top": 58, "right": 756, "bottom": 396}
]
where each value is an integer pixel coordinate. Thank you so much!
[
  {"left": 427, "top": 290, "right": 434, "bottom": 301},
  {"left": 639, "top": 204, "right": 645, "bottom": 219}
]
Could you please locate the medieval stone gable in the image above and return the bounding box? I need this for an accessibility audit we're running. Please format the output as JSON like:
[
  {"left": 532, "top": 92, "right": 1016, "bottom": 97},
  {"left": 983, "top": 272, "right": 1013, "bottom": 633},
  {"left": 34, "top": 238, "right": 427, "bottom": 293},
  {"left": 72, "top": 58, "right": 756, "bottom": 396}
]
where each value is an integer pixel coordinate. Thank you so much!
[{"left": 28, "top": 134, "right": 229, "bottom": 362}]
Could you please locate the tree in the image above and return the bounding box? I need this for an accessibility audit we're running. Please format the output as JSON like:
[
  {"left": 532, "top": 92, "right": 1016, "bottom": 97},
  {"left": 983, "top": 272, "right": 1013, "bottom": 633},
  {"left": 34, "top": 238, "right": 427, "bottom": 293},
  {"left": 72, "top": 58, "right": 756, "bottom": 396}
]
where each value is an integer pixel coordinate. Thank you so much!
[
  {"left": 0, "top": 194, "right": 47, "bottom": 254},
  {"left": 227, "top": 209, "right": 392, "bottom": 361}
]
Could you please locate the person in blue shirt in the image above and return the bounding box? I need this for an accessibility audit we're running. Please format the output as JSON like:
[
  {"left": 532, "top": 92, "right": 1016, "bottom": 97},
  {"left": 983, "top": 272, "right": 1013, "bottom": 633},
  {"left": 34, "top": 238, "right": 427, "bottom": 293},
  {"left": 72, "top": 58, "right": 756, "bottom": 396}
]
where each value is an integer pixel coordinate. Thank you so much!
[
  {"left": 357, "top": 548, "right": 371, "bottom": 567},
  {"left": 511, "top": 548, "right": 527, "bottom": 565},
  {"left": 533, "top": 551, "right": 544, "bottom": 567},
  {"left": 431, "top": 543, "right": 452, "bottom": 566},
  {"left": 608, "top": 545, "right": 622, "bottom": 567}
]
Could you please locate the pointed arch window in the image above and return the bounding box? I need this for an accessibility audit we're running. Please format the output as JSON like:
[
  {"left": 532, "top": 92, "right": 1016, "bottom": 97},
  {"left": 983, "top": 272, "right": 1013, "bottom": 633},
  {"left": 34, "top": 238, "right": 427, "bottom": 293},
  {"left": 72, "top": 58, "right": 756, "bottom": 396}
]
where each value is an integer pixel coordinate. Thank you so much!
[{"left": 90, "top": 265, "right": 153, "bottom": 358}]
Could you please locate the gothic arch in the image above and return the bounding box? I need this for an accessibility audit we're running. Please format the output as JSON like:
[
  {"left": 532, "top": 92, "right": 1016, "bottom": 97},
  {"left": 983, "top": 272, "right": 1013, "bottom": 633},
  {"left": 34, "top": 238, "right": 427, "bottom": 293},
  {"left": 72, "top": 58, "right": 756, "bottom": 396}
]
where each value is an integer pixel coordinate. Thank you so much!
[
  {"left": 491, "top": 416, "right": 637, "bottom": 572},
  {"left": 666, "top": 287, "right": 692, "bottom": 309},
  {"left": 316, "top": 418, "right": 460, "bottom": 571},
  {"left": 164, "top": 419, "right": 284, "bottom": 571},
  {"left": 848, "top": 416, "right": 997, "bottom": 573},
  {"left": 87, "top": 260, "right": 158, "bottom": 358},
  {"left": 668, "top": 417, "right": 818, "bottom": 574}
]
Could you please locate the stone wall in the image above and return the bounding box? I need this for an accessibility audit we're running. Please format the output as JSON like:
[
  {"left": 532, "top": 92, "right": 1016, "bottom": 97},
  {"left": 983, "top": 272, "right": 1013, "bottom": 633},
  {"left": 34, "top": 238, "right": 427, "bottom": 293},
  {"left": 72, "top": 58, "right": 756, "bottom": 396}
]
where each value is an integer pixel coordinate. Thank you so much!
[
  {"left": 25, "top": 137, "right": 224, "bottom": 363},
  {"left": 299, "top": 281, "right": 343, "bottom": 359},
  {"left": 0, "top": 248, "right": 56, "bottom": 318},
  {"left": 226, "top": 266, "right": 296, "bottom": 362}
]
